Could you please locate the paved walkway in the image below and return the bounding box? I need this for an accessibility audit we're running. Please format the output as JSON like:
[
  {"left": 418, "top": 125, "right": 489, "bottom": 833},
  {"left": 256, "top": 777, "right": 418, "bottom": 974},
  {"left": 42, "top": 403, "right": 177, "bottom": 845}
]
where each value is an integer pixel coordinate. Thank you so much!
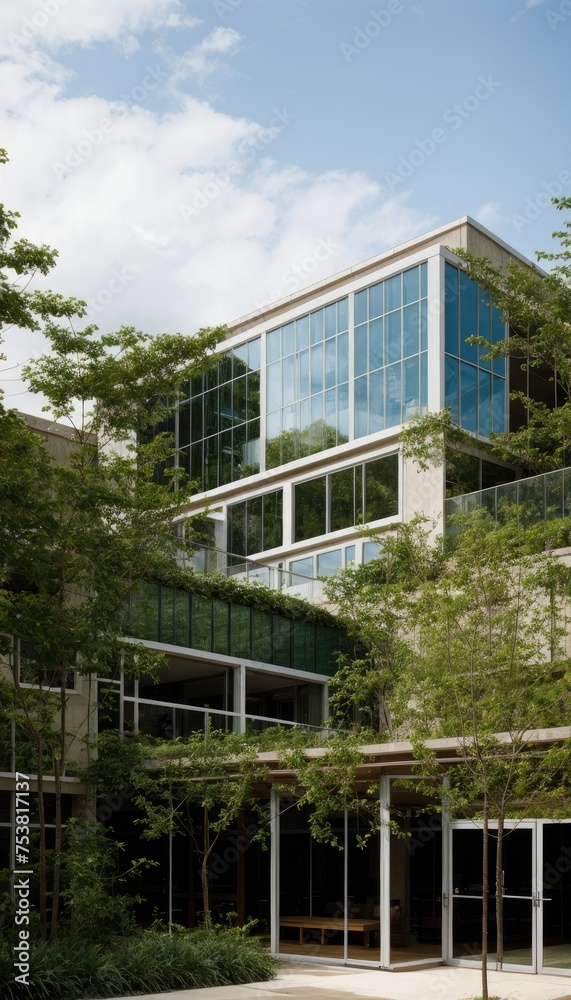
[{"left": 118, "top": 961, "right": 571, "bottom": 1000}]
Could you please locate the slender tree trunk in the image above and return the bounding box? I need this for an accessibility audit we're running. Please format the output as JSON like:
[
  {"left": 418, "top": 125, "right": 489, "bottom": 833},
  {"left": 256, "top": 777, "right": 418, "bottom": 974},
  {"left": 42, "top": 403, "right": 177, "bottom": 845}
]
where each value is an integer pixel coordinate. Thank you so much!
[
  {"left": 14, "top": 669, "right": 48, "bottom": 938},
  {"left": 495, "top": 814, "right": 504, "bottom": 970},
  {"left": 201, "top": 806, "right": 212, "bottom": 929},
  {"left": 50, "top": 755, "right": 62, "bottom": 940},
  {"left": 36, "top": 735, "right": 48, "bottom": 939},
  {"left": 481, "top": 792, "right": 489, "bottom": 1000},
  {"left": 50, "top": 671, "right": 66, "bottom": 941}
]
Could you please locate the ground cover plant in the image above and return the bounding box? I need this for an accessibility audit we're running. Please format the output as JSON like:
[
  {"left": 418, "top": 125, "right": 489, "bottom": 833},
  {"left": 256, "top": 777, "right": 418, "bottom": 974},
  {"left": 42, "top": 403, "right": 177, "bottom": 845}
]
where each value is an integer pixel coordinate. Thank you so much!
[{"left": 0, "top": 925, "right": 277, "bottom": 999}]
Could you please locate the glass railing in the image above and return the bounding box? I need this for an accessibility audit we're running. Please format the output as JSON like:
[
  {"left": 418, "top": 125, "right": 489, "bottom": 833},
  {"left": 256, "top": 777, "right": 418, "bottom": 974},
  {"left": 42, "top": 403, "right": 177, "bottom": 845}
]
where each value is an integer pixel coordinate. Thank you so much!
[
  {"left": 445, "top": 466, "right": 571, "bottom": 532},
  {"left": 131, "top": 698, "right": 328, "bottom": 738},
  {"left": 181, "top": 543, "right": 325, "bottom": 601}
]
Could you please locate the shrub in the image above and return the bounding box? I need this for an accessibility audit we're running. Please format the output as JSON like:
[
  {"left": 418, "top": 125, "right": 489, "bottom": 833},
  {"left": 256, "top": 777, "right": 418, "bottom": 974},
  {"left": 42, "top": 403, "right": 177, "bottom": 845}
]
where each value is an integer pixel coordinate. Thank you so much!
[{"left": 0, "top": 927, "right": 277, "bottom": 999}]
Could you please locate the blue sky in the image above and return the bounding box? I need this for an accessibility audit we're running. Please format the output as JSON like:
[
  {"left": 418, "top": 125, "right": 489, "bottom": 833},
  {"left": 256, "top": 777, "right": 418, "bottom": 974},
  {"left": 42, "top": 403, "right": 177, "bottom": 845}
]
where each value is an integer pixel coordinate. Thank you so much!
[{"left": 0, "top": 0, "right": 569, "bottom": 410}]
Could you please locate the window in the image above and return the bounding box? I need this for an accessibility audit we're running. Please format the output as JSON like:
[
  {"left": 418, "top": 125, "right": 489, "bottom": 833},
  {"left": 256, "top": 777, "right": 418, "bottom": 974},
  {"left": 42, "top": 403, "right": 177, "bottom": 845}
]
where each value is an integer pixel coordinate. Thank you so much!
[
  {"left": 293, "top": 455, "right": 399, "bottom": 542},
  {"left": 266, "top": 297, "right": 350, "bottom": 469},
  {"left": 228, "top": 490, "right": 283, "bottom": 556},
  {"left": 179, "top": 338, "right": 261, "bottom": 491},
  {"left": 444, "top": 262, "right": 506, "bottom": 437},
  {"left": 354, "top": 263, "right": 428, "bottom": 436}
]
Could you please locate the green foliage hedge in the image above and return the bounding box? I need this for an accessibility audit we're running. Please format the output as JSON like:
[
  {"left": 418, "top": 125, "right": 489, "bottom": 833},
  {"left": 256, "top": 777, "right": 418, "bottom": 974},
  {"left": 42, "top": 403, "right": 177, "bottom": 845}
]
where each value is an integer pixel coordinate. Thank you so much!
[
  {"left": 0, "top": 927, "right": 277, "bottom": 999},
  {"left": 150, "top": 561, "right": 340, "bottom": 628}
]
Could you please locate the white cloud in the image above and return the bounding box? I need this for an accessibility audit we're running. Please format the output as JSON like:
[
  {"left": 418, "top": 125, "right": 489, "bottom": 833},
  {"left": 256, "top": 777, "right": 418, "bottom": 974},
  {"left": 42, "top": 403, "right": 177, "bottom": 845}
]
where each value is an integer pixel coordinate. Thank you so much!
[
  {"left": 0, "top": 45, "right": 433, "bottom": 413},
  {"left": 0, "top": 0, "right": 194, "bottom": 55},
  {"left": 167, "top": 26, "right": 242, "bottom": 79},
  {"left": 511, "top": 0, "right": 546, "bottom": 22},
  {"left": 475, "top": 202, "right": 504, "bottom": 229}
]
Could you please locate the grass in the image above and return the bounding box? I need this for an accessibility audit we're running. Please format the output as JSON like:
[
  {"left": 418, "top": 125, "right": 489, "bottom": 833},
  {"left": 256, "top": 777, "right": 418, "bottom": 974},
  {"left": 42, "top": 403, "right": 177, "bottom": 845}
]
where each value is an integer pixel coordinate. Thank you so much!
[{"left": 0, "top": 926, "right": 278, "bottom": 999}]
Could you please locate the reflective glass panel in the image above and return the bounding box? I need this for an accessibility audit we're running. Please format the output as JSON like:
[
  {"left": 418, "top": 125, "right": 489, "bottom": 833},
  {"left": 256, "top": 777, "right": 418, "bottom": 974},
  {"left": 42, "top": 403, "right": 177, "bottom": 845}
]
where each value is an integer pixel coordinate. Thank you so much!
[
  {"left": 403, "top": 265, "right": 419, "bottom": 305},
  {"left": 354, "top": 289, "right": 368, "bottom": 325},
  {"left": 294, "top": 477, "right": 326, "bottom": 542},
  {"left": 317, "top": 550, "right": 343, "bottom": 577},
  {"left": 330, "top": 466, "right": 355, "bottom": 532}
]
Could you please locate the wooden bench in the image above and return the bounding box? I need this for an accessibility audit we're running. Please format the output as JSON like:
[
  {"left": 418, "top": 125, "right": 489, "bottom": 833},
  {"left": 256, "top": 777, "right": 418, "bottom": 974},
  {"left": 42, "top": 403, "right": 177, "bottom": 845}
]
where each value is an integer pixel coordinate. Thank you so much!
[{"left": 279, "top": 915, "right": 380, "bottom": 947}]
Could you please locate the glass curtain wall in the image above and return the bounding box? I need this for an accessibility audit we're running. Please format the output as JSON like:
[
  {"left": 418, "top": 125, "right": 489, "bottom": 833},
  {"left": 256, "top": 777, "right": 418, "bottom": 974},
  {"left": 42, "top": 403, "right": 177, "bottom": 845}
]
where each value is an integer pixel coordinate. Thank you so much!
[
  {"left": 276, "top": 781, "right": 444, "bottom": 968},
  {"left": 266, "top": 298, "right": 349, "bottom": 469},
  {"left": 444, "top": 262, "right": 506, "bottom": 437},
  {"left": 179, "top": 339, "right": 261, "bottom": 491},
  {"left": 354, "top": 262, "right": 428, "bottom": 436}
]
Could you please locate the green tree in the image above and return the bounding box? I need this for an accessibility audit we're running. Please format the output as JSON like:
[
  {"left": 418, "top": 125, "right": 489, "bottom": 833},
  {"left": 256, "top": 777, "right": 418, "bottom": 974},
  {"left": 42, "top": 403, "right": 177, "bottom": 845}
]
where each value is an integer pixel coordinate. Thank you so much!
[
  {"left": 401, "top": 511, "right": 571, "bottom": 999},
  {"left": 121, "top": 729, "right": 270, "bottom": 929},
  {"left": 0, "top": 154, "right": 226, "bottom": 939},
  {"left": 454, "top": 197, "right": 571, "bottom": 474},
  {"left": 324, "top": 519, "right": 443, "bottom": 736},
  {"left": 326, "top": 508, "right": 571, "bottom": 998}
]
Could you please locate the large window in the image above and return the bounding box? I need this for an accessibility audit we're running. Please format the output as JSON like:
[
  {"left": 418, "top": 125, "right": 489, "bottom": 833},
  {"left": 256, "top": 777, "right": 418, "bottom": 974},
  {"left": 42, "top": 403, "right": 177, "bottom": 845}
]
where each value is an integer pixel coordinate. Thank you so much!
[
  {"left": 266, "top": 298, "right": 349, "bottom": 469},
  {"left": 228, "top": 490, "right": 283, "bottom": 556},
  {"left": 294, "top": 454, "right": 398, "bottom": 543},
  {"left": 354, "top": 262, "right": 428, "bottom": 436},
  {"left": 444, "top": 262, "right": 506, "bottom": 437},
  {"left": 178, "top": 339, "right": 261, "bottom": 491}
]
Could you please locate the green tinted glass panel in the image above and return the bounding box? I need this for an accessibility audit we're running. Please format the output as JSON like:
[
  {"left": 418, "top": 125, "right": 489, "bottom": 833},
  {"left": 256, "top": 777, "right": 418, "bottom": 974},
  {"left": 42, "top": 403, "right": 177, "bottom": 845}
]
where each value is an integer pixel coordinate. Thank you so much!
[
  {"left": 272, "top": 615, "right": 291, "bottom": 668},
  {"left": 246, "top": 495, "right": 263, "bottom": 554},
  {"left": 130, "top": 583, "right": 159, "bottom": 641},
  {"left": 230, "top": 604, "right": 251, "bottom": 659},
  {"left": 330, "top": 466, "right": 355, "bottom": 532},
  {"left": 294, "top": 477, "right": 326, "bottom": 541},
  {"left": 160, "top": 588, "right": 174, "bottom": 644},
  {"left": 315, "top": 627, "right": 336, "bottom": 675},
  {"left": 190, "top": 593, "right": 212, "bottom": 651},
  {"left": 229, "top": 502, "right": 246, "bottom": 556},
  {"left": 252, "top": 609, "right": 272, "bottom": 663},
  {"left": 293, "top": 620, "right": 310, "bottom": 672},
  {"left": 263, "top": 490, "right": 283, "bottom": 550},
  {"left": 174, "top": 590, "right": 190, "bottom": 647},
  {"left": 213, "top": 600, "right": 229, "bottom": 655},
  {"left": 364, "top": 455, "right": 399, "bottom": 521}
]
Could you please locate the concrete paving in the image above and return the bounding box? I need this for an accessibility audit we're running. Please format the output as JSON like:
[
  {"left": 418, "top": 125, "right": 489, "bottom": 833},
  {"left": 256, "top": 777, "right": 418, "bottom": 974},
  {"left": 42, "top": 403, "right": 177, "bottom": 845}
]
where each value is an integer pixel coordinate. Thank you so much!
[{"left": 117, "top": 960, "right": 571, "bottom": 1000}]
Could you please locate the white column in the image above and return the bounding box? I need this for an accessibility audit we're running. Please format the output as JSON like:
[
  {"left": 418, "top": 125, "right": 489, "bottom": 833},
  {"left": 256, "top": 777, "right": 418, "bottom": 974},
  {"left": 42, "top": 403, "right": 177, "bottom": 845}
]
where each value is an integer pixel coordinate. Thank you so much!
[
  {"left": 322, "top": 682, "right": 329, "bottom": 726},
  {"left": 234, "top": 664, "right": 246, "bottom": 733},
  {"left": 282, "top": 481, "right": 293, "bottom": 549},
  {"left": 427, "top": 249, "right": 444, "bottom": 413}
]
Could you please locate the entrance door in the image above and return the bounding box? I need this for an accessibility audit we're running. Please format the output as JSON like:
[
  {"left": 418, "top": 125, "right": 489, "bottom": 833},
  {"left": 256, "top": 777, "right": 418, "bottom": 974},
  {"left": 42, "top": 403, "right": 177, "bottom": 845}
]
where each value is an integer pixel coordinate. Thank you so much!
[
  {"left": 449, "top": 823, "right": 536, "bottom": 972},
  {"left": 539, "top": 821, "right": 571, "bottom": 974}
]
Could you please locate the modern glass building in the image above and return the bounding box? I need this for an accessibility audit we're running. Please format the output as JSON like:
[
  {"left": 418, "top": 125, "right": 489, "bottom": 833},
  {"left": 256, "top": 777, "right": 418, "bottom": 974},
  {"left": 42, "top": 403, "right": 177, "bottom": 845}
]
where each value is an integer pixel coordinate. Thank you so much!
[
  {"left": 176, "top": 216, "right": 530, "bottom": 583},
  {"left": 7, "top": 221, "right": 570, "bottom": 980}
]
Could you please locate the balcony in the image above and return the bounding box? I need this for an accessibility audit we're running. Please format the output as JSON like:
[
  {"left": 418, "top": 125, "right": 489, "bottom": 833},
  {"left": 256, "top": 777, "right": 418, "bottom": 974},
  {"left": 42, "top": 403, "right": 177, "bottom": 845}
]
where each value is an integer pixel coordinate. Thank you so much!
[
  {"left": 445, "top": 466, "right": 571, "bottom": 532},
  {"left": 184, "top": 542, "right": 325, "bottom": 601}
]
